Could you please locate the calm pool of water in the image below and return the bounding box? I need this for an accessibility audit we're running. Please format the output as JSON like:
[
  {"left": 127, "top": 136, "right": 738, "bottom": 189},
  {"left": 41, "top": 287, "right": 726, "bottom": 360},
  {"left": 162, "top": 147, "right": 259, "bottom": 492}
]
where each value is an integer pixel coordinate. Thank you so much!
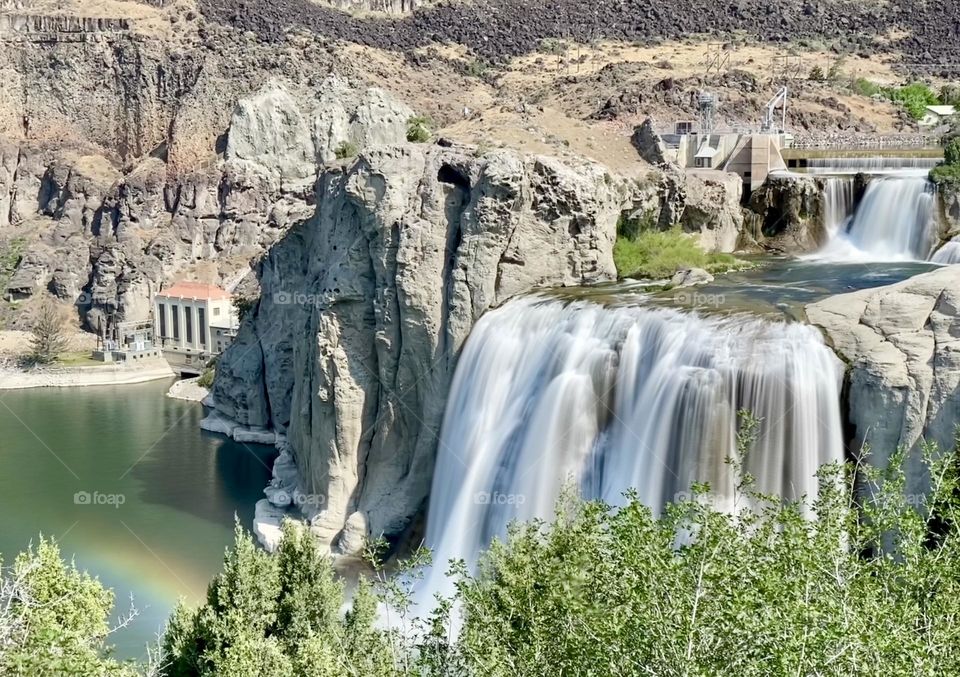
[{"left": 0, "top": 379, "right": 274, "bottom": 658}]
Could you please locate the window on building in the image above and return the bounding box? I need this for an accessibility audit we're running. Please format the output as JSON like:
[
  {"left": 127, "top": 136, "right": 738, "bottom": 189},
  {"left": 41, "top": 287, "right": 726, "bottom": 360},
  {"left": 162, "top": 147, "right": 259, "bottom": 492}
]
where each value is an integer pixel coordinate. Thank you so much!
[
  {"left": 172, "top": 305, "right": 180, "bottom": 341},
  {"left": 185, "top": 307, "right": 193, "bottom": 345},
  {"left": 213, "top": 307, "right": 221, "bottom": 316},
  {"left": 158, "top": 303, "right": 166, "bottom": 337},
  {"left": 198, "top": 307, "right": 207, "bottom": 346}
]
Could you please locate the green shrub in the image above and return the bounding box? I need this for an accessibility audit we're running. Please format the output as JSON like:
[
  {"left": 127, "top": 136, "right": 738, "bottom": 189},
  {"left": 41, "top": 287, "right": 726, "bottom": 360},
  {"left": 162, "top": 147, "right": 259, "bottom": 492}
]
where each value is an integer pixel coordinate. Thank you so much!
[
  {"left": 883, "top": 82, "right": 940, "bottom": 120},
  {"left": 233, "top": 296, "right": 256, "bottom": 323},
  {"left": 0, "top": 539, "right": 136, "bottom": 676},
  {"left": 161, "top": 522, "right": 397, "bottom": 677},
  {"left": 464, "top": 59, "right": 489, "bottom": 78},
  {"left": 453, "top": 439, "right": 960, "bottom": 676},
  {"left": 944, "top": 137, "right": 960, "bottom": 166},
  {"left": 851, "top": 77, "right": 881, "bottom": 97},
  {"left": 406, "top": 116, "right": 432, "bottom": 143},
  {"left": 930, "top": 138, "right": 960, "bottom": 185},
  {"left": 334, "top": 141, "right": 359, "bottom": 160},
  {"left": 931, "top": 163, "right": 960, "bottom": 186},
  {"left": 197, "top": 368, "right": 215, "bottom": 389},
  {"left": 613, "top": 225, "right": 744, "bottom": 279},
  {"left": 808, "top": 65, "right": 825, "bottom": 81}
]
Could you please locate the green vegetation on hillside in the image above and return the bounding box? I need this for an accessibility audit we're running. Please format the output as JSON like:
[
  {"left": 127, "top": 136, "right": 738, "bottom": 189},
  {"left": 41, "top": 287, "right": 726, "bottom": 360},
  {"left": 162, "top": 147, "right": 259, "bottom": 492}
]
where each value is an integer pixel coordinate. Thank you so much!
[
  {"left": 406, "top": 116, "right": 432, "bottom": 143},
  {"left": 334, "top": 141, "right": 359, "bottom": 160},
  {"left": 613, "top": 215, "right": 744, "bottom": 279},
  {"left": 848, "top": 79, "right": 941, "bottom": 120},
  {"left": 0, "top": 237, "right": 25, "bottom": 295}
]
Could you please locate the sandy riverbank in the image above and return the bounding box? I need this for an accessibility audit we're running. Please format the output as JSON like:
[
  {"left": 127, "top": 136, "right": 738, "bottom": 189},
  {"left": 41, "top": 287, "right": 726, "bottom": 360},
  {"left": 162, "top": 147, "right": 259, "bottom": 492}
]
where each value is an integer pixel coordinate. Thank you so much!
[{"left": 0, "top": 358, "right": 175, "bottom": 390}]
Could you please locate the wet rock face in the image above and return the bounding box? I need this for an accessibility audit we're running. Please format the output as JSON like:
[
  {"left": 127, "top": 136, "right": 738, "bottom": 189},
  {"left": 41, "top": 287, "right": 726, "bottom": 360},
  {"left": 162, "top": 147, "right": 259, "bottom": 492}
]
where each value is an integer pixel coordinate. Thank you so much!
[
  {"left": 807, "top": 266, "right": 960, "bottom": 498},
  {"left": 746, "top": 173, "right": 825, "bottom": 253},
  {"left": 212, "top": 144, "right": 634, "bottom": 552}
]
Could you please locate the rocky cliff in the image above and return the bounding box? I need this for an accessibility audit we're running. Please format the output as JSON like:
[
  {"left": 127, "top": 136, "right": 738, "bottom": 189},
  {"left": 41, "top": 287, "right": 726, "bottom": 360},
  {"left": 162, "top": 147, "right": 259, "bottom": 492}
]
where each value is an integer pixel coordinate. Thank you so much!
[
  {"left": 0, "top": 77, "right": 413, "bottom": 331},
  {"left": 808, "top": 266, "right": 960, "bottom": 496},
  {"left": 210, "top": 143, "right": 637, "bottom": 551}
]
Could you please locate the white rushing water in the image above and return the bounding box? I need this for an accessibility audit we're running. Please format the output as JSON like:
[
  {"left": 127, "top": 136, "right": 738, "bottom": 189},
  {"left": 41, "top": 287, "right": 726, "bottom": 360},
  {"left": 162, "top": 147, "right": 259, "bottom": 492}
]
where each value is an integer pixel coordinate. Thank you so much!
[
  {"left": 419, "top": 298, "right": 844, "bottom": 601},
  {"left": 814, "top": 172, "right": 937, "bottom": 261},
  {"left": 806, "top": 156, "right": 941, "bottom": 173},
  {"left": 822, "top": 176, "right": 856, "bottom": 236},
  {"left": 933, "top": 238, "right": 960, "bottom": 264}
]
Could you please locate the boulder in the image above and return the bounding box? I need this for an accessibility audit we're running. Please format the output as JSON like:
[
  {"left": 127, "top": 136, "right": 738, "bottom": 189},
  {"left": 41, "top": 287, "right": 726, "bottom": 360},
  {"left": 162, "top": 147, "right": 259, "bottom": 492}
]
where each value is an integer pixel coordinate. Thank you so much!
[
  {"left": 631, "top": 118, "right": 670, "bottom": 166},
  {"left": 670, "top": 267, "right": 714, "bottom": 287}
]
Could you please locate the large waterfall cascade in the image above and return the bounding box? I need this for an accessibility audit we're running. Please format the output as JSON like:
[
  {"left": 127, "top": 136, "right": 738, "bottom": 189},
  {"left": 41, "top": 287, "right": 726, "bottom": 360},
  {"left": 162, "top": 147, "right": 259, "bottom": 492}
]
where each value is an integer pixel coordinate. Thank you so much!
[
  {"left": 807, "top": 158, "right": 940, "bottom": 262},
  {"left": 419, "top": 297, "right": 845, "bottom": 600}
]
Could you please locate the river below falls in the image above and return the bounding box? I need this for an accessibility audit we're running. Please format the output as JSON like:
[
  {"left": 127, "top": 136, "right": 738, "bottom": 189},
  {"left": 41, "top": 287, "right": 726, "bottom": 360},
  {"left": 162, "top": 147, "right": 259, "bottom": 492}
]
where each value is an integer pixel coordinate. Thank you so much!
[{"left": 0, "top": 379, "right": 275, "bottom": 659}]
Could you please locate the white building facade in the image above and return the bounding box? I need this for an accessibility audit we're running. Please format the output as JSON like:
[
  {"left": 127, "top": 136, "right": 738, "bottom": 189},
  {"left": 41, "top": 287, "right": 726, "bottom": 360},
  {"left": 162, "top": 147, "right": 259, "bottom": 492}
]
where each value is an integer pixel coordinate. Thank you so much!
[{"left": 153, "top": 282, "right": 237, "bottom": 359}]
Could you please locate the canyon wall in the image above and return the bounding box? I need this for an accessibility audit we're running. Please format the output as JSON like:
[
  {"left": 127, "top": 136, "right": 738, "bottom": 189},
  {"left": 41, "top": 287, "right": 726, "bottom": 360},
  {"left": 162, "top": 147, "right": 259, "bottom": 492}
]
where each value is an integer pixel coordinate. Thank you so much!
[{"left": 211, "top": 144, "right": 640, "bottom": 550}]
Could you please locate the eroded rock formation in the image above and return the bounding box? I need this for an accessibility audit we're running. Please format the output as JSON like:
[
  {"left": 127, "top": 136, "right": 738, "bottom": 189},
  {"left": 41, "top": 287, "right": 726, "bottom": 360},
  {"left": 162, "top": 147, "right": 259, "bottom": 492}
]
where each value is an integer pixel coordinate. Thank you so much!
[
  {"left": 211, "top": 143, "right": 637, "bottom": 552},
  {"left": 746, "top": 173, "right": 825, "bottom": 253},
  {"left": 0, "top": 77, "right": 413, "bottom": 331},
  {"left": 808, "top": 266, "right": 960, "bottom": 495}
]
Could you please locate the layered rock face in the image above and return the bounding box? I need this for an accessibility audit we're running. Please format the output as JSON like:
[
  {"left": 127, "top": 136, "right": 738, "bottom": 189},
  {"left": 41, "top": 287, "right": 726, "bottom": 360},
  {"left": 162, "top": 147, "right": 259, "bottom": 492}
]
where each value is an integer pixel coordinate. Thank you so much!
[
  {"left": 212, "top": 144, "right": 635, "bottom": 551},
  {"left": 807, "top": 266, "right": 960, "bottom": 495},
  {"left": 0, "top": 78, "right": 413, "bottom": 331}
]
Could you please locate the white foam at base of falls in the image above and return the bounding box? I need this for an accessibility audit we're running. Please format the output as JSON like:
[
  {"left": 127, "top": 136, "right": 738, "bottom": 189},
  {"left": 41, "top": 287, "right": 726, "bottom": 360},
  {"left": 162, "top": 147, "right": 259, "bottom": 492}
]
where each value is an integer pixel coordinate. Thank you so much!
[{"left": 418, "top": 297, "right": 845, "bottom": 602}]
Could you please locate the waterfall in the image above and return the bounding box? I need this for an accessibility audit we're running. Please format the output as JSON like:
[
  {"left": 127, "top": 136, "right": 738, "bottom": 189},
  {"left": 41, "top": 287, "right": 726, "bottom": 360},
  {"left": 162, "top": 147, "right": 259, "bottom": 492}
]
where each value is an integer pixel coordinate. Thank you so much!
[
  {"left": 815, "top": 172, "right": 937, "bottom": 261},
  {"left": 807, "top": 156, "right": 941, "bottom": 172},
  {"left": 933, "top": 237, "right": 960, "bottom": 264},
  {"left": 419, "top": 297, "right": 844, "bottom": 601},
  {"left": 822, "top": 176, "right": 856, "bottom": 236}
]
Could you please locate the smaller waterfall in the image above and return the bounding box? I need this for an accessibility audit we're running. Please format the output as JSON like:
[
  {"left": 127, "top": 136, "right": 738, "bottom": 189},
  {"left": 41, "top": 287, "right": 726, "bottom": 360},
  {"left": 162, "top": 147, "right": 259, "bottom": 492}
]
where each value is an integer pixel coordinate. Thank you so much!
[
  {"left": 418, "top": 298, "right": 844, "bottom": 603},
  {"left": 933, "top": 237, "right": 960, "bottom": 264},
  {"left": 816, "top": 173, "right": 937, "bottom": 261},
  {"left": 822, "top": 176, "right": 856, "bottom": 235},
  {"left": 807, "top": 156, "right": 941, "bottom": 172}
]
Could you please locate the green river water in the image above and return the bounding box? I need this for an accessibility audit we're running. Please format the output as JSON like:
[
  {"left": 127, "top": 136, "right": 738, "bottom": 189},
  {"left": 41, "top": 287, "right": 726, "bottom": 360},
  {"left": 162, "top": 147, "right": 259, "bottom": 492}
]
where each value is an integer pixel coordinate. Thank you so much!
[{"left": 0, "top": 379, "right": 275, "bottom": 659}]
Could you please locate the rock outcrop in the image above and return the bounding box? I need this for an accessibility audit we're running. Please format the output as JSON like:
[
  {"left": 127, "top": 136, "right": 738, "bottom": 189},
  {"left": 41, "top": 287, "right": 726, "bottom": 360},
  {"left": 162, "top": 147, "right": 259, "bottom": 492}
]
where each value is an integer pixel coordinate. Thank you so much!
[
  {"left": 746, "top": 173, "right": 825, "bottom": 253},
  {"left": 211, "top": 143, "right": 635, "bottom": 552},
  {"left": 650, "top": 167, "right": 745, "bottom": 253},
  {"left": 0, "top": 77, "right": 413, "bottom": 331},
  {"left": 938, "top": 181, "right": 960, "bottom": 236},
  {"left": 807, "top": 266, "right": 960, "bottom": 496},
  {"left": 677, "top": 169, "right": 745, "bottom": 252}
]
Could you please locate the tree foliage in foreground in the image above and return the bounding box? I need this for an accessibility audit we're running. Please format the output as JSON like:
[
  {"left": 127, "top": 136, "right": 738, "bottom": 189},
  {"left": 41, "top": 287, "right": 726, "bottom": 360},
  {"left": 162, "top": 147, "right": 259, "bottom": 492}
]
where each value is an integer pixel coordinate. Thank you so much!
[
  {"left": 0, "top": 539, "right": 137, "bottom": 676},
  {"left": 161, "top": 522, "right": 396, "bottom": 677},
  {"left": 9, "top": 433, "right": 960, "bottom": 676},
  {"left": 453, "top": 444, "right": 960, "bottom": 676}
]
